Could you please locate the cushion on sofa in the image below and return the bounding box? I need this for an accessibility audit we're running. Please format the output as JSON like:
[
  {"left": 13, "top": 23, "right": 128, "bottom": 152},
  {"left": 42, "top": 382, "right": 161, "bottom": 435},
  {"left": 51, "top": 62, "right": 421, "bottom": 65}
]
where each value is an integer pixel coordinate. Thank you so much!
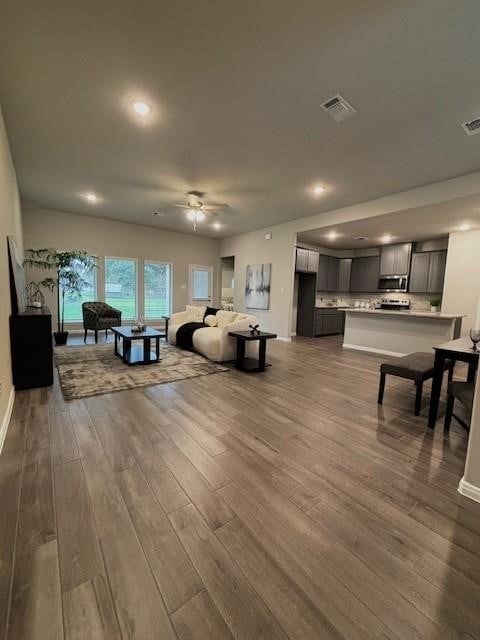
[
  {"left": 204, "top": 306, "right": 221, "bottom": 319},
  {"left": 186, "top": 305, "right": 206, "bottom": 322},
  {"left": 204, "top": 314, "right": 218, "bottom": 327},
  {"left": 216, "top": 310, "right": 239, "bottom": 328}
]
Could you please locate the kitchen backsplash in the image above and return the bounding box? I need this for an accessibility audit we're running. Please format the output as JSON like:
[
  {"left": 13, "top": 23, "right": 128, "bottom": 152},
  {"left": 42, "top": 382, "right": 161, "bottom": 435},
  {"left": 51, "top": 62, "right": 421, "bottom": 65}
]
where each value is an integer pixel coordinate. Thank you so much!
[{"left": 315, "top": 292, "right": 436, "bottom": 311}]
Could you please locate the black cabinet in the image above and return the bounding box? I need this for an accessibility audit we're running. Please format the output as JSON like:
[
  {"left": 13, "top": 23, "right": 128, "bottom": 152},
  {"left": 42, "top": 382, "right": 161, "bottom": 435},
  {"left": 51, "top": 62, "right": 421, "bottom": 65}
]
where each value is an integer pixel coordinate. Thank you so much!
[
  {"left": 10, "top": 307, "right": 53, "bottom": 390},
  {"left": 296, "top": 248, "right": 318, "bottom": 273},
  {"left": 379, "top": 243, "right": 411, "bottom": 276},
  {"left": 315, "top": 308, "right": 345, "bottom": 336},
  {"left": 409, "top": 251, "right": 447, "bottom": 293},
  {"left": 349, "top": 256, "right": 380, "bottom": 292}
]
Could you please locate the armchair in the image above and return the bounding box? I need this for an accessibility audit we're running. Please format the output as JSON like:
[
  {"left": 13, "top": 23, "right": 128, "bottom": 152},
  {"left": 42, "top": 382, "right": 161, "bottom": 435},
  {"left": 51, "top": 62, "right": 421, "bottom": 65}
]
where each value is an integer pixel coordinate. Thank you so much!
[{"left": 82, "top": 302, "right": 122, "bottom": 343}]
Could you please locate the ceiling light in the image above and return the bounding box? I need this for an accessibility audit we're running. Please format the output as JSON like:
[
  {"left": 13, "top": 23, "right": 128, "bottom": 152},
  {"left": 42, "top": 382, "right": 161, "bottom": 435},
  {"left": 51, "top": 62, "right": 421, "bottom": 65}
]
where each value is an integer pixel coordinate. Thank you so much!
[
  {"left": 85, "top": 193, "right": 98, "bottom": 203},
  {"left": 313, "top": 185, "right": 326, "bottom": 196},
  {"left": 326, "top": 231, "right": 338, "bottom": 240},
  {"left": 186, "top": 209, "right": 206, "bottom": 222},
  {"left": 132, "top": 100, "right": 152, "bottom": 116},
  {"left": 212, "top": 222, "right": 222, "bottom": 230},
  {"left": 380, "top": 234, "right": 392, "bottom": 243},
  {"left": 458, "top": 223, "right": 471, "bottom": 231}
]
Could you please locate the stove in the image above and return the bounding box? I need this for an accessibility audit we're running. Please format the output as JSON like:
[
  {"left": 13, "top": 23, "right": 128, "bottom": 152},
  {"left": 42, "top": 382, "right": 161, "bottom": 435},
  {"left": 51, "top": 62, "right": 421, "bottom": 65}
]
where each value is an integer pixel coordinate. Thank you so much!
[{"left": 380, "top": 298, "right": 410, "bottom": 311}]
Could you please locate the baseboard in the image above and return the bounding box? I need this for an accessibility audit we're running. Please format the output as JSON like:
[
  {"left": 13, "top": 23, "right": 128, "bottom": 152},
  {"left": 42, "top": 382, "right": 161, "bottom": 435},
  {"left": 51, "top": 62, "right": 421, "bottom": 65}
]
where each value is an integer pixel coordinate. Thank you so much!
[
  {"left": 0, "top": 386, "right": 15, "bottom": 455},
  {"left": 458, "top": 477, "right": 480, "bottom": 504},
  {"left": 276, "top": 336, "right": 292, "bottom": 342},
  {"left": 342, "top": 343, "right": 405, "bottom": 357}
]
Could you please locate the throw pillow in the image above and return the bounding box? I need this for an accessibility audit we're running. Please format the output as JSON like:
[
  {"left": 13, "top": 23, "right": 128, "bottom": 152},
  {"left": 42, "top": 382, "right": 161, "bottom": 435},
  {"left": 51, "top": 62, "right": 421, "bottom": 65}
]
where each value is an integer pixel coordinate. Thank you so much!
[
  {"left": 204, "top": 306, "right": 221, "bottom": 319},
  {"left": 204, "top": 314, "right": 218, "bottom": 327},
  {"left": 186, "top": 305, "right": 206, "bottom": 322},
  {"left": 216, "top": 310, "right": 239, "bottom": 329}
]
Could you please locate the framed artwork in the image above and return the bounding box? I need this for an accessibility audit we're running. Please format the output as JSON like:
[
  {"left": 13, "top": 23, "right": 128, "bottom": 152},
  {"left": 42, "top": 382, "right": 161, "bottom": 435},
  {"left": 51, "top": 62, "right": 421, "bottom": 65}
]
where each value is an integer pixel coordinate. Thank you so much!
[{"left": 245, "top": 263, "right": 271, "bottom": 310}]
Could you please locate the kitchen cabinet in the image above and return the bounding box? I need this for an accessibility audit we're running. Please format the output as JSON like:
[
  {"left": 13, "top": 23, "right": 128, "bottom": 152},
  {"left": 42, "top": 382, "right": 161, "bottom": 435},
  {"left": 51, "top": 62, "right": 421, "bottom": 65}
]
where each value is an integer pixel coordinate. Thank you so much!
[
  {"left": 409, "top": 250, "right": 447, "bottom": 293},
  {"left": 296, "top": 248, "right": 318, "bottom": 273},
  {"left": 380, "top": 243, "right": 411, "bottom": 276},
  {"left": 315, "top": 308, "right": 345, "bottom": 336},
  {"left": 316, "top": 255, "right": 340, "bottom": 292},
  {"left": 338, "top": 258, "right": 352, "bottom": 292},
  {"left": 349, "top": 256, "right": 380, "bottom": 293}
]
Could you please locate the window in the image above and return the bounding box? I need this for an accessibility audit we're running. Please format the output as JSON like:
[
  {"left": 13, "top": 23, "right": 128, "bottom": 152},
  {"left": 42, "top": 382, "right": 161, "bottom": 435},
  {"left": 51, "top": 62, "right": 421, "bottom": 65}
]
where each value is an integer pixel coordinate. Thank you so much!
[
  {"left": 105, "top": 257, "right": 137, "bottom": 320},
  {"left": 144, "top": 261, "right": 171, "bottom": 319},
  {"left": 189, "top": 265, "right": 213, "bottom": 304},
  {"left": 62, "top": 257, "right": 97, "bottom": 323}
]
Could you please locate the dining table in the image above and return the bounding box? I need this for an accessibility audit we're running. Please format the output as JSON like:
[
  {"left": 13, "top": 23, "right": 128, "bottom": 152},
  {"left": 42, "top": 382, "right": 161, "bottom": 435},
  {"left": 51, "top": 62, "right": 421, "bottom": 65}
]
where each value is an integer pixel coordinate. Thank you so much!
[{"left": 428, "top": 336, "right": 479, "bottom": 428}]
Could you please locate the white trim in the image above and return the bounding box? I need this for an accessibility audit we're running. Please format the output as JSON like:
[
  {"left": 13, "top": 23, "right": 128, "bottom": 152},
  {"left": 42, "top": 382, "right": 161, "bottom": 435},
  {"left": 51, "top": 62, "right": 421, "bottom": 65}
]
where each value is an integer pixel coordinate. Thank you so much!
[
  {"left": 458, "top": 477, "right": 480, "bottom": 504},
  {"left": 0, "top": 386, "right": 15, "bottom": 454},
  {"left": 342, "top": 343, "right": 404, "bottom": 357},
  {"left": 276, "top": 336, "right": 292, "bottom": 342}
]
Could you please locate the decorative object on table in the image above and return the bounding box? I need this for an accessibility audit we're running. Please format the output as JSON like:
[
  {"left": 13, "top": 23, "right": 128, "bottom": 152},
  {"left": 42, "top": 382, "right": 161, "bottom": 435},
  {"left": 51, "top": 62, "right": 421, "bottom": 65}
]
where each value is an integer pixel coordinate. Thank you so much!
[
  {"left": 82, "top": 302, "right": 121, "bottom": 343},
  {"left": 469, "top": 328, "right": 480, "bottom": 351},
  {"left": 249, "top": 324, "right": 260, "bottom": 335},
  {"left": 430, "top": 298, "right": 441, "bottom": 312},
  {"left": 245, "top": 263, "right": 271, "bottom": 310},
  {"left": 53, "top": 341, "right": 228, "bottom": 400},
  {"left": 23, "top": 248, "right": 97, "bottom": 345},
  {"left": 25, "top": 282, "right": 45, "bottom": 308},
  {"left": 228, "top": 329, "right": 277, "bottom": 372},
  {"left": 131, "top": 316, "right": 145, "bottom": 333}
]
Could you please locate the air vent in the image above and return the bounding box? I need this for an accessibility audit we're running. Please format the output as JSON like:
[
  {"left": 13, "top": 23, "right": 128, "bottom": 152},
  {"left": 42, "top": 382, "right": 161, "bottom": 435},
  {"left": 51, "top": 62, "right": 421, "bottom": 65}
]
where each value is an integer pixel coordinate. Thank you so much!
[
  {"left": 321, "top": 94, "right": 356, "bottom": 122},
  {"left": 355, "top": 236, "right": 369, "bottom": 242},
  {"left": 461, "top": 117, "right": 480, "bottom": 136}
]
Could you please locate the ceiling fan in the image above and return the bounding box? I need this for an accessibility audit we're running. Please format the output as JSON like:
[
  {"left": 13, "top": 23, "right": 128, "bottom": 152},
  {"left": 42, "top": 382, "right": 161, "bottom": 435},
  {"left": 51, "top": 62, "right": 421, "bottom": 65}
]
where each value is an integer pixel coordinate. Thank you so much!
[{"left": 161, "top": 190, "right": 230, "bottom": 230}]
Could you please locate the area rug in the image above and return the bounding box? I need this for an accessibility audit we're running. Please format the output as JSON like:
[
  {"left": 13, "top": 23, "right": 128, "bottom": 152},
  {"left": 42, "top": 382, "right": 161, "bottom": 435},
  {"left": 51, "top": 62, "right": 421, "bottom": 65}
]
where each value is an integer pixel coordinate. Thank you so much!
[{"left": 54, "top": 342, "right": 229, "bottom": 400}]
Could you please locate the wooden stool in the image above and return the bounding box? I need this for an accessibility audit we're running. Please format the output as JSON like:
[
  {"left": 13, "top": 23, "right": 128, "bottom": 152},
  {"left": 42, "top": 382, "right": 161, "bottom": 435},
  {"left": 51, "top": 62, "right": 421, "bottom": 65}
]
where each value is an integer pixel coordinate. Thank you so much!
[{"left": 378, "top": 352, "right": 453, "bottom": 416}]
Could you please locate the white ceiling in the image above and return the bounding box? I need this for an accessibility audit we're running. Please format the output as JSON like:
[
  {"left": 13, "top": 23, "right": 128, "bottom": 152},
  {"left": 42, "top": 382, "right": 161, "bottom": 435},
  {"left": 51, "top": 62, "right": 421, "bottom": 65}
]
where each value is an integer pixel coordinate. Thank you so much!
[
  {"left": 1, "top": 1, "right": 480, "bottom": 238},
  {"left": 297, "top": 194, "right": 480, "bottom": 249}
]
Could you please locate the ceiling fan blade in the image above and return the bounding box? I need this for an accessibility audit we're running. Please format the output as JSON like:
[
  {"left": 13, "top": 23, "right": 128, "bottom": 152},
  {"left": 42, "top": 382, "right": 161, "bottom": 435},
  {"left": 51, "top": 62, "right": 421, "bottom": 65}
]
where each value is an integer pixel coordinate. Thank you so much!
[
  {"left": 174, "top": 204, "right": 191, "bottom": 209},
  {"left": 203, "top": 203, "right": 230, "bottom": 210}
]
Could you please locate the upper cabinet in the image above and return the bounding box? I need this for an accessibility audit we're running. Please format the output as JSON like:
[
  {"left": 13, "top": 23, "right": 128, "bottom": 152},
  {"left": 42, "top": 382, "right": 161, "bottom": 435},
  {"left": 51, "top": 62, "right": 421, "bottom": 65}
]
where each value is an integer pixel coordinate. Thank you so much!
[
  {"left": 338, "top": 258, "right": 352, "bottom": 292},
  {"left": 295, "top": 248, "right": 319, "bottom": 274},
  {"left": 409, "top": 250, "right": 447, "bottom": 293},
  {"left": 350, "top": 256, "right": 380, "bottom": 292},
  {"left": 316, "top": 255, "right": 340, "bottom": 292},
  {"left": 379, "top": 243, "right": 412, "bottom": 276}
]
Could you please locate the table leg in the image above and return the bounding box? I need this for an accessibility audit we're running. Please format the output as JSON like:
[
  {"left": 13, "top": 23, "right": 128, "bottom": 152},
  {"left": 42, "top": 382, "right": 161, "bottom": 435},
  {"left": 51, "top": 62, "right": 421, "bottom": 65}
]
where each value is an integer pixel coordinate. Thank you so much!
[
  {"left": 143, "top": 338, "right": 151, "bottom": 363},
  {"left": 467, "top": 361, "right": 478, "bottom": 383},
  {"left": 156, "top": 337, "right": 160, "bottom": 361},
  {"left": 258, "top": 339, "right": 267, "bottom": 372},
  {"left": 164, "top": 317, "right": 169, "bottom": 342},
  {"left": 236, "top": 339, "right": 246, "bottom": 370},
  {"left": 114, "top": 333, "right": 118, "bottom": 356},
  {"left": 124, "top": 339, "right": 131, "bottom": 364},
  {"left": 428, "top": 351, "right": 446, "bottom": 428}
]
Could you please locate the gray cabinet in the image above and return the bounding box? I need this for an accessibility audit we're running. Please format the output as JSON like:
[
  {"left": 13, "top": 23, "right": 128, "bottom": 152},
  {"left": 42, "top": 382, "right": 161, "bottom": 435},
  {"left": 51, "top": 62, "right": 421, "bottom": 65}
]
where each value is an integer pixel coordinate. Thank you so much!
[
  {"left": 315, "top": 308, "right": 345, "bottom": 336},
  {"left": 316, "top": 254, "right": 329, "bottom": 290},
  {"left": 327, "top": 257, "right": 340, "bottom": 291},
  {"left": 338, "top": 258, "right": 352, "bottom": 292},
  {"left": 409, "top": 251, "right": 446, "bottom": 293},
  {"left": 296, "top": 248, "right": 318, "bottom": 273},
  {"left": 350, "top": 256, "right": 380, "bottom": 293},
  {"left": 380, "top": 243, "right": 411, "bottom": 276}
]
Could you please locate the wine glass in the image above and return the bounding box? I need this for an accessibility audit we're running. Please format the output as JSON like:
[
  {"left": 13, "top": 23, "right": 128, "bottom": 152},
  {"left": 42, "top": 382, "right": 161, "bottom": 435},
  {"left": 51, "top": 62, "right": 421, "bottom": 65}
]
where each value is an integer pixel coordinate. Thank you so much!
[{"left": 469, "top": 328, "right": 480, "bottom": 351}]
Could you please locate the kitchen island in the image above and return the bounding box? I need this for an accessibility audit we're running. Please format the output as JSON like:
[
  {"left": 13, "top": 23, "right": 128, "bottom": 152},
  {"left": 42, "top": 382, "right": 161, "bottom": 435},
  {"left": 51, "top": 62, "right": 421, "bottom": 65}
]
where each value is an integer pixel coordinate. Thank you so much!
[{"left": 343, "top": 309, "right": 465, "bottom": 356}]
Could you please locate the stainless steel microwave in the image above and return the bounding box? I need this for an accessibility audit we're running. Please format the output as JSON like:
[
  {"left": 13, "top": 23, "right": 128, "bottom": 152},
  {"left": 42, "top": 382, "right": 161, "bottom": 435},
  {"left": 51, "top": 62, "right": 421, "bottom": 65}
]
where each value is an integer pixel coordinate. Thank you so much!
[{"left": 377, "top": 275, "right": 408, "bottom": 292}]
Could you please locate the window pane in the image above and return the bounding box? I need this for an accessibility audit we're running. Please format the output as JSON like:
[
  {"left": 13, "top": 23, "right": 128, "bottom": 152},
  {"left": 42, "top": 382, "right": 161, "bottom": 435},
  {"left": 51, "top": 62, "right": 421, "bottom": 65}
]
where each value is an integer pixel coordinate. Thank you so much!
[
  {"left": 105, "top": 258, "right": 137, "bottom": 319},
  {"left": 192, "top": 269, "right": 209, "bottom": 300},
  {"left": 144, "top": 261, "right": 171, "bottom": 318},
  {"left": 62, "top": 258, "right": 96, "bottom": 323}
]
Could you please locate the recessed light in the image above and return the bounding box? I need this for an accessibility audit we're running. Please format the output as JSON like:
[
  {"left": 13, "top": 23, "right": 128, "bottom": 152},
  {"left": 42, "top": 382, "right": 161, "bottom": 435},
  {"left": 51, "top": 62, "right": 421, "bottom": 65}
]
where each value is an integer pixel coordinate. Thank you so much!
[
  {"left": 326, "top": 231, "right": 338, "bottom": 240},
  {"left": 380, "top": 234, "right": 393, "bottom": 243},
  {"left": 313, "top": 185, "right": 326, "bottom": 196},
  {"left": 458, "top": 223, "right": 471, "bottom": 231},
  {"left": 85, "top": 193, "right": 98, "bottom": 203},
  {"left": 132, "top": 100, "right": 152, "bottom": 116}
]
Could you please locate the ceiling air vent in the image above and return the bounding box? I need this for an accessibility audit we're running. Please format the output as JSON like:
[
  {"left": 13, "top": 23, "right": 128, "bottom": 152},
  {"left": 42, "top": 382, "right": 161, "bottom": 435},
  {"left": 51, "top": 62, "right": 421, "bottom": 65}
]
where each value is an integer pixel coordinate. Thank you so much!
[
  {"left": 461, "top": 117, "right": 480, "bottom": 136},
  {"left": 355, "top": 236, "right": 369, "bottom": 242},
  {"left": 321, "top": 94, "right": 356, "bottom": 122}
]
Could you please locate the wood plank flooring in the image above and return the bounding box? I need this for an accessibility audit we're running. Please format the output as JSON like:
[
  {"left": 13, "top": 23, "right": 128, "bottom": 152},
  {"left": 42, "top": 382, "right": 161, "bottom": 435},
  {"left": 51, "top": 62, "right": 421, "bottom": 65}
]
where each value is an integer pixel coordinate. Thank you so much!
[{"left": 1, "top": 334, "right": 479, "bottom": 639}]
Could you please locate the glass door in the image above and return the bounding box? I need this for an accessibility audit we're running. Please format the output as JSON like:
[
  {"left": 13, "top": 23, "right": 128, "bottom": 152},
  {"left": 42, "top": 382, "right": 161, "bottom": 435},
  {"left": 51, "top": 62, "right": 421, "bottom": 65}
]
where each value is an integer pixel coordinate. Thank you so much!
[{"left": 188, "top": 265, "right": 213, "bottom": 305}]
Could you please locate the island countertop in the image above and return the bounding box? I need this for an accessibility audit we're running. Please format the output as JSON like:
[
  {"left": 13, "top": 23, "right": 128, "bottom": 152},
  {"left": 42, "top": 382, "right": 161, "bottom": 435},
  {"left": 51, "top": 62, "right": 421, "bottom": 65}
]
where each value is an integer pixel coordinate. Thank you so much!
[{"left": 345, "top": 308, "right": 466, "bottom": 320}]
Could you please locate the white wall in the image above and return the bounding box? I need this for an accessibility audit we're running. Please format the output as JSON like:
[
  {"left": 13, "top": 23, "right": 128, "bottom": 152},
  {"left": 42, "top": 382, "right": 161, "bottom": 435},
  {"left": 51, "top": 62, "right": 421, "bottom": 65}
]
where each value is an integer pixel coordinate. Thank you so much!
[
  {"left": 0, "top": 105, "right": 23, "bottom": 445},
  {"left": 442, "top": 229, "right": 480, "bottom": 334},
  {"left": 22, "top": 207, "right": 220, "bottom": 328}
]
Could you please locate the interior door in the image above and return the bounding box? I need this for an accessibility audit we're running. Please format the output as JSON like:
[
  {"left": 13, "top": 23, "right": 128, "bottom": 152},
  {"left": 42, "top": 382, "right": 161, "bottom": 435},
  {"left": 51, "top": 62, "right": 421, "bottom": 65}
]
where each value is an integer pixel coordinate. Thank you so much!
[{"left": 188, "top": 265, "right": 213, "bottom": 305}]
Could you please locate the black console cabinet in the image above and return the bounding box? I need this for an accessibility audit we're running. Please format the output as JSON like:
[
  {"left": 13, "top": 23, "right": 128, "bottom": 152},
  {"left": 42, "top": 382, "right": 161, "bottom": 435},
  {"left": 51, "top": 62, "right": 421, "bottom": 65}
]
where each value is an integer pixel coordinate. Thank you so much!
[{"left": 10, "top": 307, "right": 53, "bottom": 390}]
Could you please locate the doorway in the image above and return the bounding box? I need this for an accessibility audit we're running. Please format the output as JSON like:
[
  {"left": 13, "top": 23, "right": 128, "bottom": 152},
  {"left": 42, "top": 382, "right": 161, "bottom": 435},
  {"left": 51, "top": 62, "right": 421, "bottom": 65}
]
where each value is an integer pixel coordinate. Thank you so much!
[{"left": 220, "top": 256, "right": 235, "bottom": 310}]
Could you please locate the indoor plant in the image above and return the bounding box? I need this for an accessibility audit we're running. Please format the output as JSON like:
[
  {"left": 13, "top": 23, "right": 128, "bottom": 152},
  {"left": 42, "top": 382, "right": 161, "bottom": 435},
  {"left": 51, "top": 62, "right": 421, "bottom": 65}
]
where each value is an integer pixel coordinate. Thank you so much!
[
  {"left": 23, "top": 248, "right": 96, "bottom": 345},
  {"left": 430, "top": 298, "right": 441, "bottom": 313}
]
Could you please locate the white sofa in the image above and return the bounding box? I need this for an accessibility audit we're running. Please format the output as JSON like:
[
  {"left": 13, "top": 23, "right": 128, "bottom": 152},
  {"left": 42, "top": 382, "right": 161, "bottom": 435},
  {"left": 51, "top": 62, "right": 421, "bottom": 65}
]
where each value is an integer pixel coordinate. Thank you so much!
[{"left": 168, "top": 308, "right": 260, "bottom": 362}]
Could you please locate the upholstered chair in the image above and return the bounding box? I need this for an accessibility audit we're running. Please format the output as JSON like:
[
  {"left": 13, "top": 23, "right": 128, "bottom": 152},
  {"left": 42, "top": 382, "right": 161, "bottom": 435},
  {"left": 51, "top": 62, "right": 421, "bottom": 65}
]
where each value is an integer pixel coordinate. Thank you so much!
[{"left": 82, "top": 302, "right": 122, "bottom": 343}]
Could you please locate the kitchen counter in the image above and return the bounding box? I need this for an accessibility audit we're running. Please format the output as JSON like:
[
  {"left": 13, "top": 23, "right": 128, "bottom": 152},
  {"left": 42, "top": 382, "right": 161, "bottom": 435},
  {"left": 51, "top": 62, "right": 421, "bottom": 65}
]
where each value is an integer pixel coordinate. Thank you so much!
[{"left": 343, "top": 309, "right": 465, "bottom": 357}]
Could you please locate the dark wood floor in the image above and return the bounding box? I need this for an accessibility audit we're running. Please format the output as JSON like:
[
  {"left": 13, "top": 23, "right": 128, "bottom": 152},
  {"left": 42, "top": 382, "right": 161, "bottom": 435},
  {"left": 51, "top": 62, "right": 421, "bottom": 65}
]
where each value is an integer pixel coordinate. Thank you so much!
[{"left": 1, "top": 334, "right": 479, "bottom": 639}]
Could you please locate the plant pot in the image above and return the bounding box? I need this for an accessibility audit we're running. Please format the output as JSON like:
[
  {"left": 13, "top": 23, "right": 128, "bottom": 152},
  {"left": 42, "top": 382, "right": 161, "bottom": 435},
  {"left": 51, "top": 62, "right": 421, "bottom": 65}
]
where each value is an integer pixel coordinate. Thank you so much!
[
  {"left": 54, "top": 331, "right": 69, "bottom": 346},
  {"left": 430, "top": 306, "right": 439, "bottom": 313}
]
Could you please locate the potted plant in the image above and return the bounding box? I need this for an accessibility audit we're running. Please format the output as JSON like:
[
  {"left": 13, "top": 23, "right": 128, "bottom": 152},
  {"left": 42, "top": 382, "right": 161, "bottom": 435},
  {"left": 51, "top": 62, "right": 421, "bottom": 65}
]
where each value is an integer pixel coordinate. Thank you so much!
[
  {"left": 430, "top": 298, "right": 441, "bottom": 313},
  {"left": 23, "top": 248, "right": 96, "bottom": 345}
]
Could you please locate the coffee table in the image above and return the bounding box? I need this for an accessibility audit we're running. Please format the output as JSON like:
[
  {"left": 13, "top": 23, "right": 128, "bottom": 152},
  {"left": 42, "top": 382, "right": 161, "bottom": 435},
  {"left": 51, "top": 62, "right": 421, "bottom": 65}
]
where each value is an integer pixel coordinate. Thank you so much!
[{"left": 111, "top": 326, "right": 162, "bottom": 365}]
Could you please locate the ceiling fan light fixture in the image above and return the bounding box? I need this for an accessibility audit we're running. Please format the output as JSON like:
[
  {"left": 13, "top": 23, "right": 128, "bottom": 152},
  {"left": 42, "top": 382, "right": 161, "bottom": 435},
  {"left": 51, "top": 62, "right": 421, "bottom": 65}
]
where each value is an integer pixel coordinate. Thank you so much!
[{"left": 186, "top": 209, "right": 206, "bottom": 222}]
